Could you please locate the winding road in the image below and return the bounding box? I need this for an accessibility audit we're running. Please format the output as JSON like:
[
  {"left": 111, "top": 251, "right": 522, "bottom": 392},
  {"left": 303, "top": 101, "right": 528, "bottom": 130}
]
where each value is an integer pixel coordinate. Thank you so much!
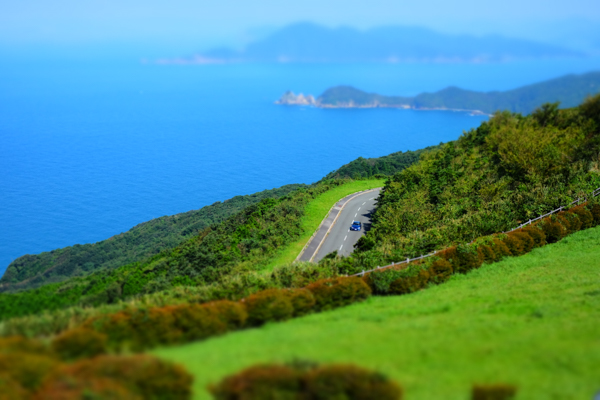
[{"left": 298, "top": 188, "right": 381, "bottom": 263}]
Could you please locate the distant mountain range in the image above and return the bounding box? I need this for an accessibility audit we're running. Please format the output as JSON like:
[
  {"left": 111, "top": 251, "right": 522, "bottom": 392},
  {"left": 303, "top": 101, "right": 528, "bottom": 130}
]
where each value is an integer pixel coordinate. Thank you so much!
[
  {"left": 276, "top": 71, "right": 600, "bottom": 115},
  {"left": 163, "top": 22, "right": 583, "bottom": 64}
]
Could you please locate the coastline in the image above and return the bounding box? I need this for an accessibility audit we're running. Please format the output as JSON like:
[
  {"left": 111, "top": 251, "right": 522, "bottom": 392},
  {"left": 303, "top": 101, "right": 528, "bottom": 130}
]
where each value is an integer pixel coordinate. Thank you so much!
[{"left": 275, "top": 97, "right": 490, "bottom": 116}]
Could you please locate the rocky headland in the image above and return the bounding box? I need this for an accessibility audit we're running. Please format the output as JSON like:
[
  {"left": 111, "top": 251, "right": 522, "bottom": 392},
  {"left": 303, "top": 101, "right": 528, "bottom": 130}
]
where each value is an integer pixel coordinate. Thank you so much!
[{"left": 276, "top": 71, "right": 600, "bottom": 115}]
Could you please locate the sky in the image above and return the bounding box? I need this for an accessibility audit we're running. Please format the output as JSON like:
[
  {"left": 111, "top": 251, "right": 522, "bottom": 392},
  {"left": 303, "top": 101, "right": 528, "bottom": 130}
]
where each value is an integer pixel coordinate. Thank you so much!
[{"left": 1, "top": 0, "right": 600, "bottom": 56}]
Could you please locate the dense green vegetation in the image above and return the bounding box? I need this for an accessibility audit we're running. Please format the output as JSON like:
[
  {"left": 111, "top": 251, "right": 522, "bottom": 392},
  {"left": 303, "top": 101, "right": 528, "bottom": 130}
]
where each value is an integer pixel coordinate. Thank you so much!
[
  {"left": 322, "top": 145, "right": 441, "bottom": 180},
  {"left": 330, "top": 96, "right": 600, "bottom": 273},
  {"left": 0, "top": 180, "right": 369, "bottom": 321},
  {"left": 0, "top": 184, "right": 306, "bottom": 292},
  {"left": 154, "top": 225, "right": 600, "bottom": 400},
  {"left": 264, "top": 180, "right": 384, "bottom": 269},
  {"left": 317, "top": 71, "right": 600, "bottom": 114}
]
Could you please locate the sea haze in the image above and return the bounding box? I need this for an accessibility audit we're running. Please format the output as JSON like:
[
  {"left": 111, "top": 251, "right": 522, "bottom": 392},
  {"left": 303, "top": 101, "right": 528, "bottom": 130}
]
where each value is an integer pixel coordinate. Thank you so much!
[{"left": 2, "top": 58, "right": 600, "bottom": 274}]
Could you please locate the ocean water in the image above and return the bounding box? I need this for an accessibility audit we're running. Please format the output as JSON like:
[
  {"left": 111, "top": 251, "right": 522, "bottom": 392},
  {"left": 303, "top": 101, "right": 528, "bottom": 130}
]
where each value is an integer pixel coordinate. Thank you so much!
[{"left": 2, "top": 57, "right": 600, "bottom": 274}]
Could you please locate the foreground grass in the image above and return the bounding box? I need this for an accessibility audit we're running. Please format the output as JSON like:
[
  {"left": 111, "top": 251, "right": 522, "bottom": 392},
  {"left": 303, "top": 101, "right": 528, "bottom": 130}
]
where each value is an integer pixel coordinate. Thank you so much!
[
  {"left": 263, "top": 179, "right": 384, "bottom": 270},
  {"left": 154, "top": 226, "right": 600, "bottom": 400}
]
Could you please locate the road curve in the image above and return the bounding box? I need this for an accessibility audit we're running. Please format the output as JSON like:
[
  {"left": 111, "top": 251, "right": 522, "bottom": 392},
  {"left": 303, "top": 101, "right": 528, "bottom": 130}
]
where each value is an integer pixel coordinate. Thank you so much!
[{"left": 298, "top": 188, "right": 381, "bottom": 263}]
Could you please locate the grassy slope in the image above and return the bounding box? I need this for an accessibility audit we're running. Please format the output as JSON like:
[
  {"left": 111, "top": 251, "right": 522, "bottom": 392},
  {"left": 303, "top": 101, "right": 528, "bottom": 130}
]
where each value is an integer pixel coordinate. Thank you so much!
[
  {"left": 263, "top": 180, "right": 384, "bottom": 270},
  {"left": 154, "top": 226, "right": 600, "bottom": 400}
]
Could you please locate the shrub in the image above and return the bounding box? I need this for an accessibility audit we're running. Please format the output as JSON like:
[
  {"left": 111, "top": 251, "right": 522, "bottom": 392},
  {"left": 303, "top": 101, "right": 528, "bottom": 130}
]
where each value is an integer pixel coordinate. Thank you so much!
[
  {"left": 509, "top": 232, "right": 534, "bottom": 254},
  {"left": 540, "top": 217, "right": 566, "bottom": 243},
  {"left": 281, "top": 288, "right": 316, "bottom": 317},
  {"left": 203, "top": 300, "right": 248, "bottom": 330},
  {"left": 0, "top": 352, "right": 59, "bottom": 392},
  {"left": 558, "top": 212, "right": 582, "bottom": 233},
  {"left": 501, "top": 233, "right": 525, "bottom": 256},
  {"left": 365, "top": 267, "right": 408, "bottom": 295},
  {"left": 491, "top": 239, "right": 511, "bottom": 258},
  {"left": 588, "top": 203, "right": 600, "bottom": 225},
  {"left": 209, "top": 364, "right": 301, "bottom": 400},
  {"left": 0, "top": 374, "right": 28, "bottom": 400},
  {"left": 34, "top": 377, "right": 138, "bottom": 400},
  {"left": 476, "top": 245, "right": 498, "bottom": 263},
  {"left": 209, "top": 363, "right": 402, "bottom": 400},
  {"left": 472, "top": 384, "right": 517, "bottom": 400},
  {"left": 441, "top": 245, "right": 482, "bottom": 274},
  {"left": 520, "top": 226, "right": 546, "bottom": 247},
  {"left": 84, "top": 311, "right": 136, "bottom": 349},
  {"left": 389, "top": 268, "right": 431, "bottom": 295},
  {"left": 427, "top": 259, "right": 453, "bottom": 283},
  {"left": 243, "top": 289, "right": 294, "bottom": 326},
  {"left": 306, "top": 277, "right": 371, "bottom": 311},
  {"left": 0, "top": 336, "right": 52, "bottom": 357},
  {"left": 570, "top": 206, "right": 594, "bottom": 229},
  {"left": 51, "top": 327, "right": 107, "bottom": 361},
  {"left": 45, "top": 354, "right": 193, "bottom": 400},
  {"left": 170, "top": 304, "right": 227, "bottom": 343},
  {"left": 305, "top": 364, "right": 403, "bottom": 400}
]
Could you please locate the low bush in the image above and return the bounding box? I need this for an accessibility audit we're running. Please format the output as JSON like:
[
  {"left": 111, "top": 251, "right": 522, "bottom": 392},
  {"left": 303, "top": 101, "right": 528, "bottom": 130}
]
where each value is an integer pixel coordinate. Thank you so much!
[
  {"left": 209, "top": 362, "right": 402, "bottom": 400},
  {"left": 0, "top": 374, "right": 28, "bottom": 400},
  {"left": 0, "top": 336, "right": 52, "bottom": 357},
  {"left": 0, "top": 352, "right": 59, "bottom": 392},
  {"left": 477, "top": 245, "right": 498, "bottom": 263},
  {"left": 365, "top": 267, "right": 408, "bottom": 295},
  {"left": 427, "top": 259, "right": 453, "bottom": 283},
  {"left": 44, "top": 354, "right": 193, "bottom": 400},
  {"left": 34, "top": 376, "right": 138, "bottom": 400},
  {"left": 588, "top": 203, "right": 600, "bottom": 225},
  {"left": 440, "top": 245, "right": 482, "bottom": 274},
  {"left": 243, "top": 289, "right": 294, "bottom": 326},
  {"left": 501, "top": 233, "right": 525, "bottom": 256},
  {"left": 557, "top": 212, "right": 582, "bottom": 234},
  {"left": 305, "top": 364, "right": 403, "bottom": 400},
  {"left": 539, "top": 217, "right": 566, "bottom": 243},
  {"left": 209, "top": 364, "right": 302, "bottom": 399},
  {"left": 472, "top": 384, "right": 517, "bottom": 400},
  {"left": 203, "top": 300, "right": 248, "bottom": 330},
  {"left": 570, "top": 206, "right": 594, "bottom": 229},
  {"left": 306, "top": 277, "right": 371, "bottom": 311},
  {"left": 490, "top": 238, "right": 511, "bottom": 258},
  {"left": 51, "top": 327, "right": 107, "bottom": 361},
  {"left": 508, "top": 231, "right": 534, "bottom": 254},
  {"left": 389, "top": 267, "right": 430, "bottom": 295},
  {"left": 282, "top": 288, "right": 316, "bottom": 317},
  {"left": 170, "top": 304, "right": 227, "bottom": 344},
  {"left": 519, "top": 226, "right": 546, "bottom": 247}
]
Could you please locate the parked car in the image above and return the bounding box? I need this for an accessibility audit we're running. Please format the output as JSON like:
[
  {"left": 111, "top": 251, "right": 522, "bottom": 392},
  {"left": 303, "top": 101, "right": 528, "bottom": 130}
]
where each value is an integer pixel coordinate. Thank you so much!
[{"left": 350, "top": 221, "right": 362, "bottom": 231}]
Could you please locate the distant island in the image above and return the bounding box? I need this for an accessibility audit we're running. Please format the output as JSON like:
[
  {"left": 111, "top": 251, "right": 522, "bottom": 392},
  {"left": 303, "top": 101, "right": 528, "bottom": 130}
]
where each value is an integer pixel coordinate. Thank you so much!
[
  {"left": 157, "top": 22, "right": 582, "bottom": 65},
  {"left": 277, "top": 71, "right": 600, "bottom": 115}
]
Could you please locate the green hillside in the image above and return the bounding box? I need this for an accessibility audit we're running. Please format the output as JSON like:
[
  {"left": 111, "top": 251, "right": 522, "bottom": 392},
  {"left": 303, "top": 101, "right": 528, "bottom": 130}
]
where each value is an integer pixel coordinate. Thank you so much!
[
  {"left": 0, "top": 184, "right": 306, "bottom": 292},
  {"left": 322, "top": 144, "right": 441, "bottom": 180},
  {"left": 153, "top": 225, "right": 600, "bottom": 399},
  {"left": 0, "top": 180, "right": 382, "bottom": 322},
  {"left": 317, "top": 71, "right": 600, "bottom": 114},
  {"left": 330, "top": 97, "right": 600, "bottom": 274}
]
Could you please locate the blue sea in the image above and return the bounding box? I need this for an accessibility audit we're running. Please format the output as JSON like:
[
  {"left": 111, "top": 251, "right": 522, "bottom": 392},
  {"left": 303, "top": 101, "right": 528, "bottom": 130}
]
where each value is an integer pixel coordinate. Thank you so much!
[{"left": 2, "top": 56, "right": 600, "bottom": 274}]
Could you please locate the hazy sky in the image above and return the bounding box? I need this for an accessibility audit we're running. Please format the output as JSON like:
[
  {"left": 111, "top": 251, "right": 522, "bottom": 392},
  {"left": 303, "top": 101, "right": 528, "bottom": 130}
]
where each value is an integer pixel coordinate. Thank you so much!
[{"left": 1, "top": 0, "right": 599, "bottom": 55}]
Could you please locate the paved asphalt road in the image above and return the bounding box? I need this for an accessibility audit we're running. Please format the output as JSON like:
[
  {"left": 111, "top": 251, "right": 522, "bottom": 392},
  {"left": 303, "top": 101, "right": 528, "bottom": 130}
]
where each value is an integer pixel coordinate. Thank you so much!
[{"left": 313, "top": 189, "right": 381, "bottom": 262}]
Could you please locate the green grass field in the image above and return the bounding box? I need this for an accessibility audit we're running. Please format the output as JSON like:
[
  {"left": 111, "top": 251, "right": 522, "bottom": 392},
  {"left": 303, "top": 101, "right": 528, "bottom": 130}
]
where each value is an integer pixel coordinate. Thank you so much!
[
  {"left": 154, "top": 225, "right": 600, "bottom": 400},
  {"left": 262, "top": 179, "right": 384, "bottom": 270}
]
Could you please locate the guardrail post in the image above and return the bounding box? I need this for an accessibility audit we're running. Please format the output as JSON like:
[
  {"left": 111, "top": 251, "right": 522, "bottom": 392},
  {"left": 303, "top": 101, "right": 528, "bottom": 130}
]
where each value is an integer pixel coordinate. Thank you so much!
[{"left": 406, "top": 257, "right": 409, "bottom": 264}]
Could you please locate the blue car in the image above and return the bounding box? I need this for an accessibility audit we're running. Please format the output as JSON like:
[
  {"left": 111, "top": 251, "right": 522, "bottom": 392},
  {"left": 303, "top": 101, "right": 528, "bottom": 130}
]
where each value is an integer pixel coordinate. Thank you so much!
[{"left": 350, "top": 221, "right": 362, "bottom": 231}]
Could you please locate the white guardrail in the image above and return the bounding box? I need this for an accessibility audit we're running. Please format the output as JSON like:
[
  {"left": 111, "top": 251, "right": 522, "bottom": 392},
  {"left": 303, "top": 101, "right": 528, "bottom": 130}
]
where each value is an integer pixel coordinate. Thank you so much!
[{"left": 350, "top": 186, "right": 600, "bottom": 277}]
